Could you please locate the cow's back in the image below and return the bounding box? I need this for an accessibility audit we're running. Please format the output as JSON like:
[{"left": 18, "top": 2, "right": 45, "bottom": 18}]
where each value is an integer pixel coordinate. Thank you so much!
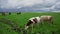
[{"left": 40, "top": 16, "right": 52, "bottom": 21}]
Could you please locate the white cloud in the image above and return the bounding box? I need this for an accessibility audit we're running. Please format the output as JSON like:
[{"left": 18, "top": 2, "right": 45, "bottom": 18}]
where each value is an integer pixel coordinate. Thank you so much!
[
  {"left": 0, "top": 0, "right": 60, "bottom": 11},
  {"left": 0, "top": 0, "right": 57, "bottom": 8},
  {"left": 50, "top": 2, "right": 60, "bottom": 11}
]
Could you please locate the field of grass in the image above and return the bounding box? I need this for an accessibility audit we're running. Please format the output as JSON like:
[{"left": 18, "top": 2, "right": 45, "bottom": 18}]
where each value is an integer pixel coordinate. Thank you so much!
[{"left": 0, "top": 12, "right": 60, "bottom": 34}]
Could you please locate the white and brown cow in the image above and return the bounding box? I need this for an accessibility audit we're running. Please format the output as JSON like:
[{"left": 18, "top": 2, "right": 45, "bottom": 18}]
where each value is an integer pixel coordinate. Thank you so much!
[{"left": 40, "top": 15, "right": 53, "bottom": 24}]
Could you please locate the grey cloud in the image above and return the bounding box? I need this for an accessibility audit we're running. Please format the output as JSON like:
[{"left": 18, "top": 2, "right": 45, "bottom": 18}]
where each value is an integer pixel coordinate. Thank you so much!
[{"left": 0, "top": 0, "right": 60, "bottom": 12}]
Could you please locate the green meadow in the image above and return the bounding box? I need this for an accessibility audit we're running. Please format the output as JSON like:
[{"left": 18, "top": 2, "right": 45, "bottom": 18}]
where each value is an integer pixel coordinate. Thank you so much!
[{"left": 0, "top": 12, "right": 60, "bottom": 34}]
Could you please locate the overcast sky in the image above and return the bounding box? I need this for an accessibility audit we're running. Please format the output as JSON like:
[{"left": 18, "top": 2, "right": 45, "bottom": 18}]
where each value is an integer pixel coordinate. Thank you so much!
[{"left": 0, "top": 0, "right": 60, "bottom": 11}]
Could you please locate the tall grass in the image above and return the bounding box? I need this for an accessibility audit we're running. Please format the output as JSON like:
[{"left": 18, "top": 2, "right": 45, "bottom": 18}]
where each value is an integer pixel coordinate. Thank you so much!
[{"left": 0, "top": 12, "right": 60, "bottom": 34}]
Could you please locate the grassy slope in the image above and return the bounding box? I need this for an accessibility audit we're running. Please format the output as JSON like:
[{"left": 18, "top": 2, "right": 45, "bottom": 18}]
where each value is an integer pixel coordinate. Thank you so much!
[{"left": 0, "top": 12, "right": 60, "bottom": 34}]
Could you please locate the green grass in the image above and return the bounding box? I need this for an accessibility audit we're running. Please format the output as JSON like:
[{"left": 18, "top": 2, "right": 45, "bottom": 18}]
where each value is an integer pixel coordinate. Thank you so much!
[{"left": 0, "top": 12, "right": 60, "bottom": 34}]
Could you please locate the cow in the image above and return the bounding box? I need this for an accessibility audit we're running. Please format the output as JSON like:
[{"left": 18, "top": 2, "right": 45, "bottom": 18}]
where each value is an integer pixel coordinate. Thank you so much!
[
  {"left": 25, "top": 15, "right": 53, "bottom": 30},
  {"left": 25, "top": 17, "right": 41, "bottom": 30},
  {"left": 40, "top": 15, "right": 53, "bottom": 24},
  {"left": 1, "top": 12, "right": 6, "bottom": 16},
  {"left": 1, "top": 12, "right": 9, "bottom": 16}
]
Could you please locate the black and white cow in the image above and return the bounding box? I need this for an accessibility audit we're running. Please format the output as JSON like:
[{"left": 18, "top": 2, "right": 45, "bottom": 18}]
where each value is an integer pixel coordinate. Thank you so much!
[{"left": 25, "top": 17, "right": 41, "bottom": 30}]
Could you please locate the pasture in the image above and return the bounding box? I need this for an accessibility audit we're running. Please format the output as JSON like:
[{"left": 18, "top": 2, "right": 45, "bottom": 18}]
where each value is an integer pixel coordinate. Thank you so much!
[{"left": 0, "top": 12, "right": 60, "bottom": 34}]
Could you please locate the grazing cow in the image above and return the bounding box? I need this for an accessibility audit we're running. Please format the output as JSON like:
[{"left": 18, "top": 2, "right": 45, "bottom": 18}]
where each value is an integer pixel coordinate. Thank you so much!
[
  {"left": 25, "top": 17, "right": 41, "bottom": 30},
  {"left": 2, "top": 12, "right": 6, "bottom": 16},
  {"left": 25, "top": 16, "right": 53, "bottom": 30},
  {"left": 0, "top": 12, "right": 5, "bottom": 16},
  {"left": 1, "top": 12, "right": 9, "bottom": 16},
  {"left": 40, "top": 15, "right": 53, "bottom": 24}
]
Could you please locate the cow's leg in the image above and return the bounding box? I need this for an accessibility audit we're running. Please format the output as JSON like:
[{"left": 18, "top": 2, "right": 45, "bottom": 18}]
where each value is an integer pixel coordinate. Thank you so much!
[
  {"left": 30, "top": 23, "right": 34, "bottom": 34},
  {"left": 41, "top": 20, "right": 44, "bottom": 25},
  {"left": 48, "top": 19, "right": 53, "bottom": 24},
  {"left": 35, "top": 22, "right": 39, "bottom": 29},
  {"left": 49, "top": 17, "right": 53, "bottom": 24},
  {"left": 50, "top": 20, "right": 53, "bottom": 24}
]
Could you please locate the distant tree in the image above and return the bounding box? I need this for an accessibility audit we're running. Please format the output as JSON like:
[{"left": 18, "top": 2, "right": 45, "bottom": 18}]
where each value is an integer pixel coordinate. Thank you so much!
[
  {"left": 9, "top": 12, "right": 11, "bottom": 15},
  {"left": 17, "top": 12, "right": 21, "bottom": 15}
]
